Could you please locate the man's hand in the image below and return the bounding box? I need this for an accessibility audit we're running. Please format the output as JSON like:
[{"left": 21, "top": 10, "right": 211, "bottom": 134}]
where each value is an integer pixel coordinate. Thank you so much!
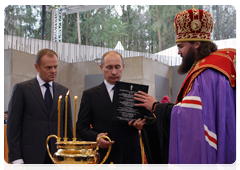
[
  {"left": 96, "top": 132, "right": 115, "bottom": 149},
  {"left": 128, "top": 118, "right": 146, "bottom": 130},
  {"left": 134, "top": 91, "right": 157, "bottom": 111},
  {"left": 13, "top": 164, "right": 26, "bottom": 170}
]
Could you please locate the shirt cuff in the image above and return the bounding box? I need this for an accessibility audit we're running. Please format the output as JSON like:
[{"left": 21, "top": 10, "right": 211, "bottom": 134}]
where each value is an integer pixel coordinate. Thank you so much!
[{"left": 12, "top": 159, "right": 24, "bottom": 164}]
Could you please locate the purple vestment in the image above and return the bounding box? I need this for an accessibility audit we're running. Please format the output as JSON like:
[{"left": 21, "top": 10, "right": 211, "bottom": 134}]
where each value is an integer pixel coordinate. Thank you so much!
[{"left": 169, "top": 68, "right": 236, "bottom": 164}]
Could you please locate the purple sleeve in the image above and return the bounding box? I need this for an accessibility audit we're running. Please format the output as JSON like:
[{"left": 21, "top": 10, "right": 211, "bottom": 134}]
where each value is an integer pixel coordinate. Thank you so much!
[{"left": 169, "top": 69, "right": 236, "bottom": 164}]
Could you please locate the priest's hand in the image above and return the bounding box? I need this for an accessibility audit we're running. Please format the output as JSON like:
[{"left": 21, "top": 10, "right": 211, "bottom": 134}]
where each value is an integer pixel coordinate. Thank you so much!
[
  {"left": 97, "top": 132, "right": 115, "bottom": 149},
  {"left": 13, "top": 164, "right": 26, "bottom": 170},
  {"left": 134, "top": 91, "right": 157, "bottom": 111},
  {"left": 128, "top": 118, "right": 146, "bottom": 130}
]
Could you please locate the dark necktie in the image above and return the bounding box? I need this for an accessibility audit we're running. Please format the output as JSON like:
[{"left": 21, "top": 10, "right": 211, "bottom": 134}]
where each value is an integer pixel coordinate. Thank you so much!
[{"left": 44, "top": 83, "right": 52, "bottom": 115}]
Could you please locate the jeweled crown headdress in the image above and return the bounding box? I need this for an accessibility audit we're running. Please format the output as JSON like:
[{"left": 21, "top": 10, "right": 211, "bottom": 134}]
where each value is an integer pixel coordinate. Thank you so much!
[{"left": 174, "top": 6, "right": 214, "bottom": 43}]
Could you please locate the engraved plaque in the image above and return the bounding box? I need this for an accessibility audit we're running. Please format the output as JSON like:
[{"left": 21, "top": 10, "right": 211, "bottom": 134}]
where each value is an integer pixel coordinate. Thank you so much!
[{"left": 113, "top": 81, "right": 149, "bottom": 122}]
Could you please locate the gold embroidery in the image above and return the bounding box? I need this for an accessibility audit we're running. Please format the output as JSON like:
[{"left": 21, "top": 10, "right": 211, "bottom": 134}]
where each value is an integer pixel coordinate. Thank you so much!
[
  {"left": 194, "top": 60, "right": 200, "bottom": 70},
  {"left": 176, "top": 10, "right": 191, "bottom": 34},
  {"left": 201, "top": 10, "right": 213, "bottom": 33},
  {"left": 192, "top": 8, "right": 199, "bottom": 17},
  {"left": 199, "top": 64, "right": 235, "bottom": 87},
  {"left": 176, "top": 48, "right": 236, "bottom": 104},
  {"left": 108, "top": 162, "right": 117, "bottom": 170},
  {"left": 217, "top": 48, "right": 236, "bottom": 53},
  {"left": 177, "top": 33, "right": 211, "bottom": 40}
]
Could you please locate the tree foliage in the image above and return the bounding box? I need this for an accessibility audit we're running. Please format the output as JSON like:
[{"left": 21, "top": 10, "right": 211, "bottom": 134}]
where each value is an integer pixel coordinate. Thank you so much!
[{"left": 4, "top": 5, "right": 236, "bottom": 53}]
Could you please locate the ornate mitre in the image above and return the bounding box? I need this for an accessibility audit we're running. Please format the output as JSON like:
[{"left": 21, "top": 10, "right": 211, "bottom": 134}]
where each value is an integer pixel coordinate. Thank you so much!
[{"left": 174, "top": 6, "right": 214, "bottom": 43}]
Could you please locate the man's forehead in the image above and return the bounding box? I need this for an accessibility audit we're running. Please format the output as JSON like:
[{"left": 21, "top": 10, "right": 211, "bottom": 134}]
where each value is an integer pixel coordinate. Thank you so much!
[
  {"left": 104, "top": 54, "right": 122, "bottom": 62},
  {"left": 105, "top": 53, "right": 121, "bottom": 59},
  {"left": 176, "top": 42, "right": 188, "bottom": 46}
]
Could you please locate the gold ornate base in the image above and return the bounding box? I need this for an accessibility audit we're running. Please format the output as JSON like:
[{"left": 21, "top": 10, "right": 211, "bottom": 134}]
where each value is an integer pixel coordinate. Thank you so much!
[{"left": 46, "top": 135, "right": 111, "bottom": 164}]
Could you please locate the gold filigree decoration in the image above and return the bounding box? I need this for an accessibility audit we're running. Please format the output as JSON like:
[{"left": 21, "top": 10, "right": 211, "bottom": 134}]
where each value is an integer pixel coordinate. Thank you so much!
[
  {"left": 192, "top": 8, "right": 199, "bottom": 17},
  {"left": 201, "top": 10, "right": 213, "bottom": 33},
  {"left": 176, "top": 10, "right": 191, "bottom": 34}
]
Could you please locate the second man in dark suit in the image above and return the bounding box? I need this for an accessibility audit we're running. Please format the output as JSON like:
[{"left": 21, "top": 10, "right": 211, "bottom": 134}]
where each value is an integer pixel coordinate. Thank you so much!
[
  {"left": 76, "top": 51, "right": 142, "bottom": 164},
  {"left": 7, "top": 49, "right": 73, "bottom": 164}
]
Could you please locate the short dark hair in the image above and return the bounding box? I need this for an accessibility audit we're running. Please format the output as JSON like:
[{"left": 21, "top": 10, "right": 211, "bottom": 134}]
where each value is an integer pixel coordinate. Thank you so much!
[
  {"left": 101, "top": 51, "right": 124, "bottom": 66},
  {"left": 35, "top": 49, "right": 58, "bottom": 66},
  {"left": 4, "top": 111, "right": 8, "bottom": 114},
  {"left": 189, "top": 41, "right": 218, "bottom": 61}
]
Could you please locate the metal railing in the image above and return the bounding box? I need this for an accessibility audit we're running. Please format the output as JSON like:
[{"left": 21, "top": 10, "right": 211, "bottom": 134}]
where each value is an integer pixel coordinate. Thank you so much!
[{"left": 4, "top": 35, "right": 182, "bottom": 66}]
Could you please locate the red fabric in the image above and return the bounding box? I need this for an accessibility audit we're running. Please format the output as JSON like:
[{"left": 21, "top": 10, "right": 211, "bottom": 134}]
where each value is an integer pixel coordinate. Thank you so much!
[{"left": 175, "top": 48, "right": 236, "bottom": 104}]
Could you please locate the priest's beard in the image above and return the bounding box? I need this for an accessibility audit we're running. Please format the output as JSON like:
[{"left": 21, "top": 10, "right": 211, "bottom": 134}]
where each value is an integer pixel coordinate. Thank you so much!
[{"left": 178, "top": 47, "right": 196, "bottom": 74}]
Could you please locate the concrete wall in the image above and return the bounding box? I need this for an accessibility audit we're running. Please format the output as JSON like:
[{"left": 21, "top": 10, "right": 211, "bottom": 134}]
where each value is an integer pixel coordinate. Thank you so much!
[
  {"left": 4, "top": 50, "right": 38, "bottom": 110},
  {"left": 172, "top": 66, "right": 187, "bottom": 103},
  {"left": 142, "top": 57, "right": 172, "bottom": 101},
  {"left": 4, "top": 49, "right": 175, "bottom": 123},
  {"left": 4, "top": 40, "right": 236, "bottom": 135},
  {"left": 4, "top": 50, "right": 12, "bottom": 111}
]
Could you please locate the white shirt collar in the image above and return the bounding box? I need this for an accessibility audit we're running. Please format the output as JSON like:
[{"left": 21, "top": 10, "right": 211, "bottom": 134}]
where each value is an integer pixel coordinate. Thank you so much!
[
  {"left": 37, "top": 74, "right": 53, "bottom": 87},
  {"left": 104, "top": 79, "right": 114, "bottom": 92}
]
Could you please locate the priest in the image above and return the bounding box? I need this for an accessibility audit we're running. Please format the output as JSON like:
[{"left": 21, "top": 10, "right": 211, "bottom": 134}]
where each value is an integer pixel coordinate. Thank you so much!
[{"left": 131, "top": 7, "right": 236, "bottom": 164}]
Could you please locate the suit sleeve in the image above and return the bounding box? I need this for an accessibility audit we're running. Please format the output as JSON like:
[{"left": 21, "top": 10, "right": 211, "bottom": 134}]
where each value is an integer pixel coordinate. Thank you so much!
[
  {"left": 7, "top": 84, "right": 24, "bottom": 163},
  {"left": 76, "top": 91, "right": 98, "bottom": 141}
]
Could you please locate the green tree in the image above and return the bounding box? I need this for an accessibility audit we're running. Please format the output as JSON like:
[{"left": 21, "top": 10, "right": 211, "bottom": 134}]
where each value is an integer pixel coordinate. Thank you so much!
[
  {"left": 4, "top": 5, "right": 236, "bottom": 53},
  {"left": 205, "top": 5, "right": 236, "bottom": 40},
  {"left": 4, "top": 5, "right": 41, "bottom": 38}
]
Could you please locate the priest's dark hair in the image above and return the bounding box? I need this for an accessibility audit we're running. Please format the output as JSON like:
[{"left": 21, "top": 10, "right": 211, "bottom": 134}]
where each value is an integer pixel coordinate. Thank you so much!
[{"left": 189, "top": 41, "right": 218, "bottom": 61}]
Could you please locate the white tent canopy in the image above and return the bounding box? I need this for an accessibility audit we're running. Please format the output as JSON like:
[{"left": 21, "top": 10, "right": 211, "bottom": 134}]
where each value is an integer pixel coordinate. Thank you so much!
[{"left": 115, "top": 41, "right": 124, "bottom": 50}]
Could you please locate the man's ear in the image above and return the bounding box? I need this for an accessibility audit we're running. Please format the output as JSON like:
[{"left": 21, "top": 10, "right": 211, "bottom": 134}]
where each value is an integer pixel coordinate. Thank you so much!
[
  {"left": 34, "top": 63, "right": 40, "bottom": 72},
  {"left": 122, "top": 63, "right": 125, "bottom": 70},
  {"left": 100, "top": 64, "right": 103, "bottom": 73},
  {"left": 194, "top": 41, "right": 201, "bottom": 49}
]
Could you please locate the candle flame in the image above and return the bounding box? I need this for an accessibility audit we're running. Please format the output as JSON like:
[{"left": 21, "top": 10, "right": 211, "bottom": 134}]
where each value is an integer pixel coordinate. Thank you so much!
[
  {"left": 74, "top": 96, "right": 78, "bottom": 99},
  {"left": 66, "top": 90, "right": 70, "bottom": 96},
  {"left": 59, "top": 95, "right": 62, "bottom": 99}
]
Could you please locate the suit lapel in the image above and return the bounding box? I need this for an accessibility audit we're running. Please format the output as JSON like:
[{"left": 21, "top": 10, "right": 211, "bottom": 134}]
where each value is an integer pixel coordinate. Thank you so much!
[
  {"left": 29, "top": 78, "right": 48, "bottom": 116},
  {"left": 97, "top": 82, "right": 113, "bottom": 110}
]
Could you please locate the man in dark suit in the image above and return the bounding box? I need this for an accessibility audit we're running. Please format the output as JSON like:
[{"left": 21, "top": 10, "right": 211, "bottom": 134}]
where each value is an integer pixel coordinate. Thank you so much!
[
  {"left": 7, "top": 49, "right": 73, "bottom": 164},
  {"left": 76, "top": 51, "right": 142, "bottom": 164}
]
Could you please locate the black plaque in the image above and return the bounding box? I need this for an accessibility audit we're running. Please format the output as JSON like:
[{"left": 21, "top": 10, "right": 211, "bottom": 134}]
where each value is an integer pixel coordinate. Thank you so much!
[{"left": 113, "top": 81, "right": 149, "bottom": 122}]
